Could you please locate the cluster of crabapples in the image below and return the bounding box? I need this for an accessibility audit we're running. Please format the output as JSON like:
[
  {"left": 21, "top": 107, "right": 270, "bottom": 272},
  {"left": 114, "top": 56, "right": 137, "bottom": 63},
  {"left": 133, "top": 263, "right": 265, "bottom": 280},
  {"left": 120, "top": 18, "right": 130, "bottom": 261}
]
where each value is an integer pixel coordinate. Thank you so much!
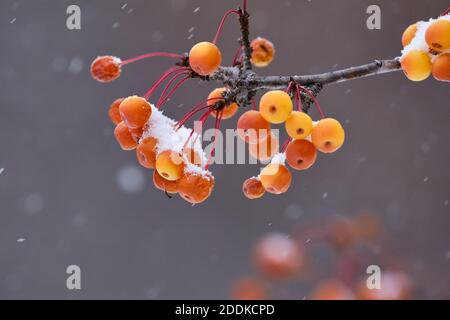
[
  {"left": 400, "top": 14, "right": 450, "bottom": 82},
  {"left": 108, "top": 96, "right": 215, "bottom": 205},
  {"left": 91, "top": 35, "right": 345, "bottom": 202},
  {"left": 239, "top": 91, "right": 345, "bottom": 200}
]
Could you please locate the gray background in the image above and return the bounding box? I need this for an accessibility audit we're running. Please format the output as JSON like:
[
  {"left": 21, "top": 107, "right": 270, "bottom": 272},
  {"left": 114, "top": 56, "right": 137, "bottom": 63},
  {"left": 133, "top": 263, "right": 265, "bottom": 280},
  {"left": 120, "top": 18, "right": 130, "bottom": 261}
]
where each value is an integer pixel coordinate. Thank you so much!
[{"left": 0, "top": 0, "right": 449, "bottom": 299}]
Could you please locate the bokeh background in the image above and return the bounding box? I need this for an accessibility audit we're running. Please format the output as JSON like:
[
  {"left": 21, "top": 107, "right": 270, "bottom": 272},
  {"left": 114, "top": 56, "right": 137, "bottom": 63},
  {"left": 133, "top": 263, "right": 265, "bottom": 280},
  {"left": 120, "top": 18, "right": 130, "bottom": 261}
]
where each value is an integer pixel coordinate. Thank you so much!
[{"left": 0, "top": 0, "right": 449, "bottom": 299}]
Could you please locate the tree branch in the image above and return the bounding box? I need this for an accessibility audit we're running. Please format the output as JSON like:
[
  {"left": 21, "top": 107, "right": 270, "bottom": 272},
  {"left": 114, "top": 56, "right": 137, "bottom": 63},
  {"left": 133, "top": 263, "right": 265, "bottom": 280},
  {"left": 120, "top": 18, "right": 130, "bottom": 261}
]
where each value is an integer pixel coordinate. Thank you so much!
[{"left": 206, "top": 58, "right": 401, "bottom": 111}]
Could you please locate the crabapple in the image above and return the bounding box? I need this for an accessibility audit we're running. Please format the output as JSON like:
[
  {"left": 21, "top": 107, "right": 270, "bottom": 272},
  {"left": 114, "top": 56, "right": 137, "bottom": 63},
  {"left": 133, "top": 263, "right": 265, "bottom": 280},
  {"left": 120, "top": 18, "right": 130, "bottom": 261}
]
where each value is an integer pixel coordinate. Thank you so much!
[
  {"left": 119, "top": 96, "right": 152, "bottom": 129},
  {"left": 114, "top": 121, "right": 138, "bottom": 150},
  {"left": 155, "top": 150, "right": 185, "bottom": 181},
  {"left": 189, "top": 42, "right": 222, "bottom": 76},
  {"left": 108, "top": 98, "right": 124, "bottom": 125},
  {"left": 401, "top": 23, "right": 417, "bottom": 47},
  {"left": 356, "top": 271, "right": 414, "bottom": 300},
  {"left": 251, "top": 37, "right": 275, "bottom": 67},
  {"left": 259, "top": 90, "right": 293, "bottom": 124},
  {"left": 177, "top": 173, "right": 215, "bottom": 204},
  {"left": 311, "top": 280, "right": 355, "bottom": 300},
  {"left": 253, "top": 233, "right": 303, "bottom": 279},
  {"left": 136, "top": 137, "right": 158, "bottom": 169},
  {"left": 432, "top": 53, "right": 450, "bottom": 82},
  {"left": 311, "top": 118, "right": 345, "bottom": 153},
  {"left": 285, "top": 139, "right": 317, "bottom": 171},
  {"left": 425, "top": 19, "right": 450, "bottom": 51},
  {"left": 400, "top": 50, "right": 432, "bottom": 82},
  {"left": 90, "top": 56, "right": 122, "bottom": 83},
  {"left": 242, "top": 177, "right": 265, "bottom": 200},
  {"left": 259, "top": 164, "right": 292, "bottom": 194},
  {"left": 129, "top": 126, "right": 144, "bottom": 141},
  {"left": 231, "top": 278, "right": 267, "bottom": 300},
  {"left": 207, "top": 88, "right": 238, "bottom": 119},
  {"left": 249, "top": 132, "right": 279, "bottom": 161},
  {"left": 237, "top": 110, "right": 271, "bottom": 144},
  {"left": 153, "top": 170, "right": 179, "bottom": 194},
  {"left": 285, "top": 111, "right": 313, "bottom": 140}
]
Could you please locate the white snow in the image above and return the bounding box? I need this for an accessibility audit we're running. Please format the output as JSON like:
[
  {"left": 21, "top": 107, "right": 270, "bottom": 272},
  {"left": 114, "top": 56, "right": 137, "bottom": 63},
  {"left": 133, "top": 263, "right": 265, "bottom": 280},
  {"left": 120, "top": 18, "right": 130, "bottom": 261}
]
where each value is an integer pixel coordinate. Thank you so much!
[
  {"left": 270, "top": 152, "right": 286, "bottom": 165},
  {"left": 142, "top": 104, "right": 211, "bottom": 177},
  {"left": 401, "top": 15, "right": 450, "bottom": 59}
]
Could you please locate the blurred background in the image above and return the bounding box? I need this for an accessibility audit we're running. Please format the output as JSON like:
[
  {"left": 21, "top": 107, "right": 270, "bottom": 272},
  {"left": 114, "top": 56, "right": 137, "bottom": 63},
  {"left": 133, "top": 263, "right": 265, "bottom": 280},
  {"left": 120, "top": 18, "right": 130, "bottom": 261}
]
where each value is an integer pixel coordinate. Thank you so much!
[{"left": 0, "top": 0, "right": 449, "bottom": 299}]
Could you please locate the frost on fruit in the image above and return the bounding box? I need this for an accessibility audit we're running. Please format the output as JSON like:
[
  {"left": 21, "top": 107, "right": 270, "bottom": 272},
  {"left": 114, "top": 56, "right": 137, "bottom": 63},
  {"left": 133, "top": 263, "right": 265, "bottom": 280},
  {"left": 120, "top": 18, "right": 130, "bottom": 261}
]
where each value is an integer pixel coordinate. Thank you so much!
[{"left": 401, "top": 14, "right": 450, "bottom": 82}]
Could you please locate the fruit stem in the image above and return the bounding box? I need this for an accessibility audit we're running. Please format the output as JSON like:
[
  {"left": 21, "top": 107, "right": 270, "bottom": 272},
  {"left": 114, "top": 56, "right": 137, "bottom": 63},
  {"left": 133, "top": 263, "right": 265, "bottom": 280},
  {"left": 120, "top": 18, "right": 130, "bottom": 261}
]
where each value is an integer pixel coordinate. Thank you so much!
[
  {"left": 281, "top": 138, "right": 292, "bottom": 153},
  {"left": 206, "top": 110, "right": 224, "bottom": 170},
  {"left": 232, "top": 45, "right": 244, "bottom": 66},
  {"left": 213, "top": 9, "right": 242, "bottom": 45},
  {"left": 121, "top": 52, "right": 184, "bottom": 65},
  {"left": 156, "top": 72, "right": 191, "bottom": 108},
  {"left": 143, "top": 67, "right": 190, "bottom": 100},
  {"left": 299, "top": 86, "right": 325, "bottom": 119}
]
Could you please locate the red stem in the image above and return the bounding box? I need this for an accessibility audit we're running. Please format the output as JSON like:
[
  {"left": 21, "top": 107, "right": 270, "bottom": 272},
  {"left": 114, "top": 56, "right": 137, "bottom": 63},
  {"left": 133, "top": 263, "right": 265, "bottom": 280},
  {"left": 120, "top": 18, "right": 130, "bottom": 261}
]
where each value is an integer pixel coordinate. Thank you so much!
[
  {"left": 295, "top": 84, "right": 303, "bottom": 112},
  {"left": 213, "top": 9, "right": 241, "bottom": 44},
  {"left": 206, "top": 110, "right": 224, "bottom": 169},
  {"left": 121, "top": 52, "right": 183, "bottom": 65},
  {"left": 232, "top": 46, "right": 243, "bottom": 66},
  {"left": 143, "top": 67, "right": 190, "bottom": 100},
  {"left": 156, "top": 72, "right": 190, "bottom": 108},
  {"left": 300, "top": 86, "right": 325, "bottom": 119},
  {"left": 281, "top": 138, "right": 292, "bottom": 153}
]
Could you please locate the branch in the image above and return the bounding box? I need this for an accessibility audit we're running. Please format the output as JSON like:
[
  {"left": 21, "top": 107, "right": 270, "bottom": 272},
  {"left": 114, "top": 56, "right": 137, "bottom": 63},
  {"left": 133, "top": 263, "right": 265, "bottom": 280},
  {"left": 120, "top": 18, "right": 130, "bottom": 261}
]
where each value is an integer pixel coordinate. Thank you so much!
[
  {"left": 238, "top": 8, "right": 253, "bottom": 71},
  {"left": 255, "top": 59, "right": 402, "bottom": 89},
  {"left": 207, "top": 58, "right": 401, "bottom": 110}
]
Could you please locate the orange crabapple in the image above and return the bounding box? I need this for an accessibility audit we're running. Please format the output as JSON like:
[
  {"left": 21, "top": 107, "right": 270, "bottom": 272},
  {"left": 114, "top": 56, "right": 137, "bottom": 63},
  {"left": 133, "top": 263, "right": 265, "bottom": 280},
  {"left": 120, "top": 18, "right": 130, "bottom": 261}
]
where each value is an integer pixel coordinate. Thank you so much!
[
  {"left": 231, "top": 278, "right": 268, "bottom": 300},
  {"left": 207, "top": 88, "right": 239, "bottom": 119},
  {"left": 425, "top": 19, "right": 450, "bottom": 51},
  {"left": 237, "top": 110, "right": 271, "bottom": 144},
  {"left": 259, "top": 90, "right": 293, "bottom": 124},
  {"left": 249, "top": 131, "right": 279, "bottom": 161},
  {"left": 177, "top": 173, "right": 215, "bottom": 204},
  {"left": 311, "top": 118, "right": 345, "bottom": 153},
  {"left": 355, "top": 271, "right": 414, "bottom": 300},
  {"left": 129, "top": 126, "right": 144, "bottom": 141},
  {"left": 136, "top": 137, "right": 159, "bottom": 169},
  {"left": 310, "top": 280, "right": 355, "bottom": 300},
  {"left": 90, "top": 55, "right": 122, "bottom": 83},
  {"left": 108, "top": 98, "right": 124, "bottom": 125},
  {"left": 401, "top": 23, "right": 417, "bottom": 47},
  {"left": 189, "top": 42, "right": 222, "bottom": 76},
  {"left": 326, "top": 218, "right": 358, "bottom": 250},
  {"left": 251, "top": 37, "right": 275, "bottom": 68},
  {"left": 285, "top": 111, "right": 313, "bottom": 140},
  {"left": 432, "top": 53, "right": 450, "bottom": 82},
  {"left": 153, "top": 170, "right": 179, "bottom": 194},
  {"left": 400, "top": 50, "right": 432, "bottom": 82},
  {"left": 155, "top": 150, "right": 185, "bottom": 181},
  {"left": 242, "top": 177, "right": 266, "bottom": 200},
  {"left": 285, "top": 139, "right": 317, "bottom": 171},
  {"left": 259, "top": 163, "right": 292, "bottom": 195},
  {"left": 253, "top": 233, "right": 304, "bottom": 279},
  {"left": 114, "top": 121, "right": 138, "bottom": 151},
  {"left": 119, "top": 96, "right": 152, "bottom": 129}
]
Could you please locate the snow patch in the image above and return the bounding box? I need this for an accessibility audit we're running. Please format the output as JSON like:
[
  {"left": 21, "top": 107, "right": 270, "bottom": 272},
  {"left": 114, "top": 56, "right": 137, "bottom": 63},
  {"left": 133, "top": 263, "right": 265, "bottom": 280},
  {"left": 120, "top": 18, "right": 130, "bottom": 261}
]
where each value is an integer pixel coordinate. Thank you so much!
[
  {"left": 401, "top": 15, "right": 450, "bottom": 58},
  {"left": 142, "top": 104, "right": 211, "bottom": 177}
]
